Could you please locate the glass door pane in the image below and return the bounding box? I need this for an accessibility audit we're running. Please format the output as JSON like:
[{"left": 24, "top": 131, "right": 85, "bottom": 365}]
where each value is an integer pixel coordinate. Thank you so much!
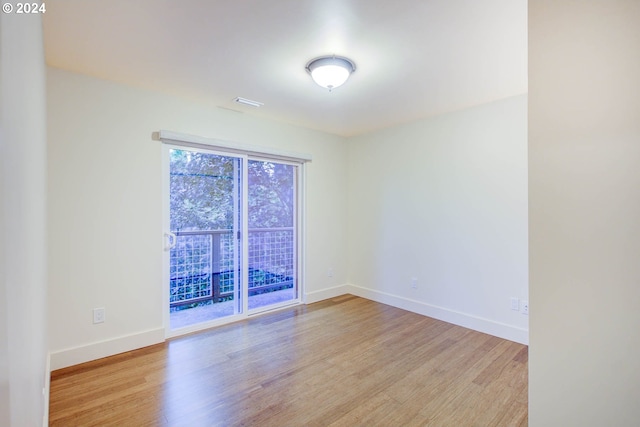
[
  {"left": 247, "top": 160, "right": 298, "bottom": 311},
  {"left": 168, "top": 148, "right": 243, "bottom": 330}
]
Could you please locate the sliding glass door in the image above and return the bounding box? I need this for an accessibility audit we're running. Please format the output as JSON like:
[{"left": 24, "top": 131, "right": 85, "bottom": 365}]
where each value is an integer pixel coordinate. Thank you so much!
[
  {"left": 247, "top": 160, "right": 298, "bottom": 311},
  {"left": 163, "top": 146, "right": 300, "bottom": 334},
  {"left": 165, "top": 148, "right": 243, "bottom": 331}
]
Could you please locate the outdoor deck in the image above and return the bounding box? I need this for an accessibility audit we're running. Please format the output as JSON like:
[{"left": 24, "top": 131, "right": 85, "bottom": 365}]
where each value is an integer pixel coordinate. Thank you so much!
[
  {"left": 170, "top": 287, "right": 297, "bottom": 329},
  {"left": 169, "top": 227, "right": 296, "bottom": 329}
]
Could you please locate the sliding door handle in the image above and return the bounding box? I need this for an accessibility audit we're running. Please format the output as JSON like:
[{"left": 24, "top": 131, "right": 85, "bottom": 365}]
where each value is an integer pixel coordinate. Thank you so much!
[{"left": 164, "top": 232, "right": 176, "bottom": 251}]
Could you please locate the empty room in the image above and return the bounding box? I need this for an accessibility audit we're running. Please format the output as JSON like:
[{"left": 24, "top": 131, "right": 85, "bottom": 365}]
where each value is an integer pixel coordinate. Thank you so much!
[{"left": 1, "top": 0, "right": 639, "bottom": 426}]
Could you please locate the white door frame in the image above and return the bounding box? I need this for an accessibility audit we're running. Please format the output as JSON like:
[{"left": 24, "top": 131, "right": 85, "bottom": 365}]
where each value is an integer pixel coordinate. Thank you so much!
[{"left": 161, "top": 143, "right": 305, "bottom": 338}]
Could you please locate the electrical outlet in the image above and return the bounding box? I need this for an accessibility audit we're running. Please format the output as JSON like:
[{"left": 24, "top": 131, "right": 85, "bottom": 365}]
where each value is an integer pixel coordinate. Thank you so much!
[
  {"left": 510, "top": 297, "right": 520, "bottom": 311},
  {"left": 521, "top": 300, "right": 529, "bottom": 315},
  {"left": 327, "top": 268, "right": 334, "bottom": 277},
  {"left": 93, "top": 307, "right": 105, "bottom": 324},
  {"left": 411, "top": 277, "right": 417, "bottom": 289}
]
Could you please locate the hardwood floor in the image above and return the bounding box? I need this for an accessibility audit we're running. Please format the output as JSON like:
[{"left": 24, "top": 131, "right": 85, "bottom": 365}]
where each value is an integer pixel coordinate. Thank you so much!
[{"left": 49, "top": 296, "right": 528, "bottom": 426}]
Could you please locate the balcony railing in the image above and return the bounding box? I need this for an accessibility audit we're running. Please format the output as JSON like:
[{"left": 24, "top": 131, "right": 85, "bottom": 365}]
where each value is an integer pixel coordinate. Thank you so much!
[{"left": 169, "top": 228, "right": 294, "bottom": 309}]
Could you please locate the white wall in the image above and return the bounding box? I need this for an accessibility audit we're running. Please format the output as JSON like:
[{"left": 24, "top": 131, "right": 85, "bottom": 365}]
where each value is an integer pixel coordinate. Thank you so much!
[
  {"left": 529, "top": 1, "right": 640, "bottom": 425},
  {"left": 0, "top": 13, "right": 49, "bottom": 427},
  {"left": 47, "top": 68, "right": 349, "bottom": 369},
  {"left": 347, "top": 95, "right": 529, "bottom": 343}
]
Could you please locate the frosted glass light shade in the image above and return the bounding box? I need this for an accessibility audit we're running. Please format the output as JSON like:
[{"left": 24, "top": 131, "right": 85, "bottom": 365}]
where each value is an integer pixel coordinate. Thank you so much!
[
  {"left": 306, "top": 56, "right": 356, "bottom": 91},
  {"left": 311, "top": 65, "right": 350, "bottom": 89}
]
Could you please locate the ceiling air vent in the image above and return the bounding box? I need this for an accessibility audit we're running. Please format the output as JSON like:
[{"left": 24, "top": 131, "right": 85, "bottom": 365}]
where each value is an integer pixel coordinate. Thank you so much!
[{"left": 234, "top": 97, "right": 263, "bottom": 108}]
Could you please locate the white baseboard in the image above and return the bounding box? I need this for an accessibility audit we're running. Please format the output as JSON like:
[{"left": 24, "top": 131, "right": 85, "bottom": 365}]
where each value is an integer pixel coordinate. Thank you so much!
[
  {"left": 346, "top": 284, "right": 529, "bottom": 345},
  {"left": 304, "top": 284, "right": 351, "bottom": 304},
  {"left": 49, "top": 286, "right": 527, "bottom": 372},
  {"left": 49, "top": 328, "right": 165, "bottom": 371},
  {"left": 43, "top": 352, "right": 50, "bottom": 427}
]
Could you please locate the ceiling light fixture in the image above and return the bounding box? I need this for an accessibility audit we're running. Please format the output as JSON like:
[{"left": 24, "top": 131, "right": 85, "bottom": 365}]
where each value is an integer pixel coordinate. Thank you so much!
[
  {"left": 234, "top": 97, "right": 263, "bottom": 107},
  {"left": 306, "top": 55, "right": 356, "bottom": 91}
]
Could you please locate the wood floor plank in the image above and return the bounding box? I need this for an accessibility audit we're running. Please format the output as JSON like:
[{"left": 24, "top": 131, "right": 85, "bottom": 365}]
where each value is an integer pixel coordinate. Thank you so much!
[{"left": 49, "top": 297, "right": 528, "bottom": 426}]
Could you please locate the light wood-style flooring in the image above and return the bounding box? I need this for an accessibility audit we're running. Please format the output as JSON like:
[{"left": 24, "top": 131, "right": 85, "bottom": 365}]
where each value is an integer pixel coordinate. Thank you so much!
[{"left": 49, "top": 296, "right": 528, "bottom": 426}]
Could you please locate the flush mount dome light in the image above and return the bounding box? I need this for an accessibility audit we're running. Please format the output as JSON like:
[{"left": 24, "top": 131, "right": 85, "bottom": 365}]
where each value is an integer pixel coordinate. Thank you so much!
[{"left": 306, "top": 55, "right": 356, "bottom": 91}]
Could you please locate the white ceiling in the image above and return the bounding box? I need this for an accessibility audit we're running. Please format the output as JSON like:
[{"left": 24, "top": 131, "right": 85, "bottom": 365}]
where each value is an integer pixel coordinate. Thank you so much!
[{"left": 43, "top": 0, "right": 527, "bottom": 137}]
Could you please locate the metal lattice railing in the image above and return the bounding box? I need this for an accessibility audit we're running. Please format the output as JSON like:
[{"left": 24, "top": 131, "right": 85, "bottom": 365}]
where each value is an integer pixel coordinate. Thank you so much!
[
  {"left": 248, "top": 228, "right": 295, "bottom": 294},
  {"left": 169, "top": 230, "right": 234, "bottom": 307},
  {"left": 169, "top": 228, "right": 294, "bottom": 308}
]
